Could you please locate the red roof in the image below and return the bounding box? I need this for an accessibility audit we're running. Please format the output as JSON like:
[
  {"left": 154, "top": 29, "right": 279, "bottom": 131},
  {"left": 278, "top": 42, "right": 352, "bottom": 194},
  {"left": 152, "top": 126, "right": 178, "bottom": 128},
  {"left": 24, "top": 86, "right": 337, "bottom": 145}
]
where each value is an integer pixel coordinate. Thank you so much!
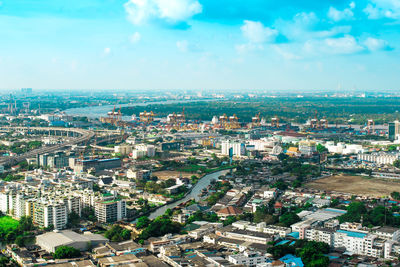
[
  {"left": 217, "top": 206, "right": 243, "bottom": 216},
  {"left": 274, "top": 202, "right": 283, "bottom": 209}
]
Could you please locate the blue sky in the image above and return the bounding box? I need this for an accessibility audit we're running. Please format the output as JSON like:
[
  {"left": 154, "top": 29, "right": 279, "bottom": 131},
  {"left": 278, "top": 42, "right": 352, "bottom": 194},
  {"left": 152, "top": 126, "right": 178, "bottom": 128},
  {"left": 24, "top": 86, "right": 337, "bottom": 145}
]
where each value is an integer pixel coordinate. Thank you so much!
[{"left": 0, "top": 0, "right": 400, "bottom": 91}]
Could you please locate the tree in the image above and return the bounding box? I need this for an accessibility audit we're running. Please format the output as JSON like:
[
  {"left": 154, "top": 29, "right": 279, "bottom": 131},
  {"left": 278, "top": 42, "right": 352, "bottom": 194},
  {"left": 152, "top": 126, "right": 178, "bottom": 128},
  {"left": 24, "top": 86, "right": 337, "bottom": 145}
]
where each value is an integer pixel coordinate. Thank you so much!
[
  {"left": 267, "top": 245, "right": 295, "bottom": 260},
  {"left": 136, "top": 216, "right": 150, "bottom": 229},
  {"left": 339, "top": 202, "right": 367, "bottom": 223},
  {"left": 391, "top": 191, "right": 400, "bottom": 200},
  {"left": 18, "top": 216, "right": 34, "bottom": 232},
  {"left": 105, "top": 225, "right": 132, "bottom": 242},
  {"left": 67, "top": 212, "right": 80, "bottom": 228},
  {"left": 53, "top": 246, "right": 81, "bottom": 259},
  {"left": 278, "top": 153, "right": 289, "bottom": 161},
  {"left": 15, "top": 236, "right": 25, "bottom": 247},
  {"left": 394, "top": 160, "right": 400, "bottom": 168},
  {"left": 292, "top": 179, "right": 302, "bottom": 188},
  {"left": 316, "top": 144, "right": 328, "bottom": 153},
  {"left": 0, "top": 256, "right": 10, "bottom": 265},
  {"left": 330, "top": 198, "right": 340, "bottom": 207},
  {"left": 138, "top": 217, "right": 181, "bottom": 240},
  {"left": 223, "top": 216, "right": 238, "bottom": 226},
  {"left": 272, "top": 180, "right": 288, "bottom": 190},
  {"left": 279, "top": 212, "right": 300, "bottom": 227},
  {"left": 295, "top": 241, "right": 330, "bottom": 267}
]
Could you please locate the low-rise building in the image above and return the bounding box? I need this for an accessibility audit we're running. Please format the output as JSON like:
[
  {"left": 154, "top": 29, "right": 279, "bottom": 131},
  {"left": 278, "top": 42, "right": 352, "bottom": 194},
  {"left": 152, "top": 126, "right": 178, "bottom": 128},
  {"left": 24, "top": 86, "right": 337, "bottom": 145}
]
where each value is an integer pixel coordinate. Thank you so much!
[{"left": 36, "top": 230, "right": 108, "bottom": 253}]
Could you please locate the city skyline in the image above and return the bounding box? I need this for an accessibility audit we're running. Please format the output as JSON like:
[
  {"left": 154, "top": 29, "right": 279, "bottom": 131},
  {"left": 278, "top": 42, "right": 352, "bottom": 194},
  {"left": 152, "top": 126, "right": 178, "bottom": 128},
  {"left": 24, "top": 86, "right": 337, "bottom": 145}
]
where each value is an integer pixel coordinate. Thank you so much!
[{"left": 0, "top": 0, "right": 400, "bottom": 90}]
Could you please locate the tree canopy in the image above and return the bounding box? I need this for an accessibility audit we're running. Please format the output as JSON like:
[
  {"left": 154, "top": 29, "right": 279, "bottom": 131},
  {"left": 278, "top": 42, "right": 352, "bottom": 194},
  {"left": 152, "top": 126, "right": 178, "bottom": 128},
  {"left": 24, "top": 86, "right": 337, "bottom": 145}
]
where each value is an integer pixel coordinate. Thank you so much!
[{"left": 54, "top": 246, "right": 81, "bottom": 259}]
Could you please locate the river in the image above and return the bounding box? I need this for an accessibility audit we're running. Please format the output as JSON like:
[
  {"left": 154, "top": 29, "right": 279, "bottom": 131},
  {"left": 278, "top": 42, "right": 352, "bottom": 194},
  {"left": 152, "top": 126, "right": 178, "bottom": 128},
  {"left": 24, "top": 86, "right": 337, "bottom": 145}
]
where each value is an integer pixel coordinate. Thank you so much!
[
  {"left": 148, "top": 169, "right": 230, "bottom": 219},
  {"left": 64, "top": 99, "right": 215, "bottom": 119}
]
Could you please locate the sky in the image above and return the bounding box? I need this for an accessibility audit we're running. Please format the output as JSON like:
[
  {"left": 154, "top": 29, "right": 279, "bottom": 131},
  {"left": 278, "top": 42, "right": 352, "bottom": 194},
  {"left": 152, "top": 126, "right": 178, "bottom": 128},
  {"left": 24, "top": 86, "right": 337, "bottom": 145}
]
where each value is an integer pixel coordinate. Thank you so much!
[{"left": 0, "top": 0, "right": 400, "bottom": 91}]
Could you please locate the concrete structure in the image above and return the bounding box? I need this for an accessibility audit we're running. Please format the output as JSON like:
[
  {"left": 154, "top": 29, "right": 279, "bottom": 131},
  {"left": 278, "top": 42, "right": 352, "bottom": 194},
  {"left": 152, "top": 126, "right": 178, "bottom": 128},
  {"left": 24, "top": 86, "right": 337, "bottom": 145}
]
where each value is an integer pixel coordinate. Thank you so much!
[
  {"left": 38, "top": 151, "right": 69, "bottom": 169},
  {"left": 389, "top": 120, "right": 400, "bottom": 141},
  {"left": 95, "top": 198, "right": 126, "bottom": 223},
  {"left": 298, "top": 140, "right": 317, "bottom": 156},
  {"left": 127, "top": 169, "right": 151, "bottom": 180},
  {"left": 71, "top": 158, "right": 121, "bottom": 173},
  {"left": 114, "top": 145, "right": 132, "bottom": 156},
  {"left": 221, "top": 140, "right": 246, "bottom": 157},
  {"left": 358, "top": 152, "right": 399, "bottom": 165},
  {"left": 228, "top": 251, "right": 270, "bottom": 266},
  {"left": 36, "top": 230, "right": 108, "bottom": 253}
]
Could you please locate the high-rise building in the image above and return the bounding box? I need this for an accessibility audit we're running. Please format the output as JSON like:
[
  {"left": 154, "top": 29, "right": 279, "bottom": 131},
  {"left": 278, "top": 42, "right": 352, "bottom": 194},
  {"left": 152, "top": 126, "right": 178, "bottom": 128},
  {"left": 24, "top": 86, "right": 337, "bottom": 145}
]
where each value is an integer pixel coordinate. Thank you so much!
[
  {"left": 33, "top": 202, "right": 68, "bottom": 230},
  {"left": 95, "top": 198, "right": 126, "bottom": 223},
  {"left": 389, "top": 121, "right": 400, "bottom": 141},
  {"left": 38, "top": 151, "right": 68, "bottom": 169},
  {"left": 221, "top": 140, "right": 246, "bottom": 157}
]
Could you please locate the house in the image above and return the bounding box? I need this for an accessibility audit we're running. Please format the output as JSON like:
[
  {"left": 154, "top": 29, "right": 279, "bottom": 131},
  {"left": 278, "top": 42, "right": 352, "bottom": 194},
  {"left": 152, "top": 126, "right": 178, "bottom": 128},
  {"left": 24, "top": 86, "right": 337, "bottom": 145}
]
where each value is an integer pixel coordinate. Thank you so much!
[
  {"left": 216, "top": 206, "right": 243, "bottom": 220},
  {"left": 279, "top": 254, "right": 304, "bottom": 267},
  {"left": 99, "top": 176, "right": 113, "bottom": 186},
  {"left": 286, "top": 147, "right": 300, "bottom": 157}
]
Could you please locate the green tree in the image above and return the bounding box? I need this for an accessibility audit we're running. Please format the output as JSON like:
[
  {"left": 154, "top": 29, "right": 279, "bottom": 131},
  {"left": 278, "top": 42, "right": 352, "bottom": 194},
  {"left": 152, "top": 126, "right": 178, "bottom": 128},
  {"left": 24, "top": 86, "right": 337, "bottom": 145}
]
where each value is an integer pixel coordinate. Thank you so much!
[
  {"left": 15, "top": 236, "right": 25, "bottom": 247},
  {"left": 272, "top": 180, "right": 288, "bottom": 190},
  {"left": 316, "top": 144, "right": 328, "bottom": 153},
  {"left": 105, "top": 225, "right": 132, "bottom": 242},
  {"left": 279, "top": 212, "right": 300, "bottom": 227},
  {"left": 391, "top": 191, "right": 400, "bottom": 200},
  {"left": 339, "top": 202, "right": 367, "bottom": 223},
  {"left": 138, "top": 217, "right": 181, "bottom": 240},
  {"left": 18, "top": 216, "right": 34, "bottom": 232},
  {"left": 136, "top": 216, "right": 150, "bottom": 229},
  {"left": 0, "top": 256, "right": 10, "bottom": 265},
  {"left": 278, "top": 153, "right": 289, "bottom": 161},
  {"left": 53, "top": 246, "right": 81, "bottom": 259},
  {"left": 394, "top": 160, "right": 400, "bottom": 168}
]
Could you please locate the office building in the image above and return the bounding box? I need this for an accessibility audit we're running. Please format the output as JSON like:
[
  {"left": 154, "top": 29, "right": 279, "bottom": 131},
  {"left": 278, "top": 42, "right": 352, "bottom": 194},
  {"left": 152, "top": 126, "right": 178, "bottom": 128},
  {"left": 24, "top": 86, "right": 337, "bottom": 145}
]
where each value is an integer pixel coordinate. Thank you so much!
[
  {"left": 221, "top": 140, "right": 246, "bottom": 157},
  {"left": 389, "top": 121, "right": 400, "bottom": 141},
  {"left": 95, "top": 198, "right": 126, "bottom": 223}
]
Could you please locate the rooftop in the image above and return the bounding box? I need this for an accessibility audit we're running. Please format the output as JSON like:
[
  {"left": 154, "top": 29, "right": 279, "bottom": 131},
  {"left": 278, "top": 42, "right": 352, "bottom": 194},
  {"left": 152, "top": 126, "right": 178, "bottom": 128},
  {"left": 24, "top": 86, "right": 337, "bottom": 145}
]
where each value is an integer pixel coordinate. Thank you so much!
[{"left": 336, "top": 230, "right": 368, "bottom": 238}]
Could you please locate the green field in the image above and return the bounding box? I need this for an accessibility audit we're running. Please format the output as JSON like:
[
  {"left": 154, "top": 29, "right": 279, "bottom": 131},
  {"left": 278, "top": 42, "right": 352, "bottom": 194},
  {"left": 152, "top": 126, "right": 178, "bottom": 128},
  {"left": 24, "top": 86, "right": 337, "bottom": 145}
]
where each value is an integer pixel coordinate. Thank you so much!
[{"left": 0, "top": 216, "right": 19, "bottom": 232}]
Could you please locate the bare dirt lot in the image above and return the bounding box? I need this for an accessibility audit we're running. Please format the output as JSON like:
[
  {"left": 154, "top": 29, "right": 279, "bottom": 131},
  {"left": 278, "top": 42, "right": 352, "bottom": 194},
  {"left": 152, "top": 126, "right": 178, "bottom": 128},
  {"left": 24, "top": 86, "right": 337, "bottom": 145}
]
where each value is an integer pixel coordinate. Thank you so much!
[
  {"left": 152, "top": 171, "right": 199, "bottom": 180},
  {"left": 305, "top": 175, "right": 400, "bottom": 197}
]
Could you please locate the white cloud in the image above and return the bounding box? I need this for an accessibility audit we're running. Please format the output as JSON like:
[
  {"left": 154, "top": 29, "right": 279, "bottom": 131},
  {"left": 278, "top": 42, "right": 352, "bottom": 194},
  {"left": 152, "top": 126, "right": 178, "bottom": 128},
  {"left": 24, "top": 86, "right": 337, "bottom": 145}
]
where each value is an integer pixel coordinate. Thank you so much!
[
  {"left": 104, "top": 47, "right": 111, "bottom": 54},
  {"left": 130, "top": 32, "right": 141, "bottom": 43},
  {"left": 363, "top": 37, "right": 390, "bottom": 51},
  {"left": 273, "top": 45, "right": 302, "bottom": 60},
  {"left": 235, "top": 43, "right": 264, "bottom": 53},
  {"left": 293, "top": 12, "right": 318, "bottom": 26},
  {"left": 240, "top": 20, "right": 278, "bottom": 43},
  {"left": 364, "top": 0, "right": 400, "bottom": 19},
  {"left": 324, "top": 35, "right": 364, "bottom": 54},
  {"left": 328, "top": 6, "right": 354, "bottom": 21},
  {"left": 302, "top": 35, "right": 364, "bottom": 55},
  {"left": 314, "top": 26, "right": 352, "bottom": 38},
  {"left": 275, "top": 12, "right": 319, "bottom": 41},
  {"left": 124, "top": 0, "right": 202, "bottom": 25},
  {"left": 350, "top": 2, "right": 356, "bottom": 9},
  {"left": 176, "top": 40, "right": 189, "bottom": 52},
  {"left": 176, "top": 40, "right": 201, "bottom": 52}
]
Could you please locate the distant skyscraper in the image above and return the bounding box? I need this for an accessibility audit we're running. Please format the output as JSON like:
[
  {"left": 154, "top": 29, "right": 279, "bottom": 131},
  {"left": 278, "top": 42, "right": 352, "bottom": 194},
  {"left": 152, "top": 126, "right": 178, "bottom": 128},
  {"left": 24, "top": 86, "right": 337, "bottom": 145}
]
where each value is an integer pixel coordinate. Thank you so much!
[
  {"left": 21, "top": 88, "right": 33, "bottom": 94},
  {"left": 389, "top": 121, "right": 400, "bottom": 141}
]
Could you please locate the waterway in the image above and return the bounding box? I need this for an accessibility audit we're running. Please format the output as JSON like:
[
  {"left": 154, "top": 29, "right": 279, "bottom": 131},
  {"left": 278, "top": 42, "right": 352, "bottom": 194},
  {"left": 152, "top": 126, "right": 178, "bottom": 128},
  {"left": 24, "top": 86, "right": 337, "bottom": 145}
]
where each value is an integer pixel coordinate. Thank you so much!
[
  {"left": 148, "top": 169, "right": 230, "bottom": 219},
  {"left": 64, "top": 99, "right": 215, "bottom": 119}
]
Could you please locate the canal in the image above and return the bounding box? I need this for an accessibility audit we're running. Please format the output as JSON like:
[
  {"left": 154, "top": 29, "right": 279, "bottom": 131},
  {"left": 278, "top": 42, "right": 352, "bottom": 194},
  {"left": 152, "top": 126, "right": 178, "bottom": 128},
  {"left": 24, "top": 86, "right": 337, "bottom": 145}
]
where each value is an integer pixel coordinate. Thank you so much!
[{"left": 148, "top": 169, "right": 230, "bottom": 219}]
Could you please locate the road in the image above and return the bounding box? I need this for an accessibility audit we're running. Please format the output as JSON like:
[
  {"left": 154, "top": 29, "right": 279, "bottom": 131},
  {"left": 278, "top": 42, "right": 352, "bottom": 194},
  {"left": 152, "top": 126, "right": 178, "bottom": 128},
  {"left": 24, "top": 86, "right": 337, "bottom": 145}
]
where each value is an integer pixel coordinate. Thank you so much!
[{"left": 0, "top": 127, "right": 95, "bottom": 167}]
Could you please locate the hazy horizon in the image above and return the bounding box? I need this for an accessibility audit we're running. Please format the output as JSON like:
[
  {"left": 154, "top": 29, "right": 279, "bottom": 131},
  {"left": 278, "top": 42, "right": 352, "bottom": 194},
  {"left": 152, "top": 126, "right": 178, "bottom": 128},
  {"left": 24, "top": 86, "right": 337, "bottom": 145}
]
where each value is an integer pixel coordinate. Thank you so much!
[{"left": 1, "top": 0, "right": 400, "bottom": 91}]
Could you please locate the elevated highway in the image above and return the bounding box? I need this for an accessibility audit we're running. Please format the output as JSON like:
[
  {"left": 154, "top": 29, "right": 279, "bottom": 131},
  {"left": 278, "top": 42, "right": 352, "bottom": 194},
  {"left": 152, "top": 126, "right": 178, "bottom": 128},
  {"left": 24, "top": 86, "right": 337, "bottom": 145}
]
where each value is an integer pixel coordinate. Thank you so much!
[{"left": 0, "top": 127, "right": 95, "bottom": 167}]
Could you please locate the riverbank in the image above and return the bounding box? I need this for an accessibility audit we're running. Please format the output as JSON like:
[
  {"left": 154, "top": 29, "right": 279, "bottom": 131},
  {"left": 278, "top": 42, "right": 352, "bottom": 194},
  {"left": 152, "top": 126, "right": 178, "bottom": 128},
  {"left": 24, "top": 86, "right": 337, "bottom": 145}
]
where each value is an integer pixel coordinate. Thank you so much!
[
  {"left": 129, "top": 168, "right": 233, "bottom": 222},
  {"left": 64, "top": 99, "right": 218, "bottom": 119}
]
